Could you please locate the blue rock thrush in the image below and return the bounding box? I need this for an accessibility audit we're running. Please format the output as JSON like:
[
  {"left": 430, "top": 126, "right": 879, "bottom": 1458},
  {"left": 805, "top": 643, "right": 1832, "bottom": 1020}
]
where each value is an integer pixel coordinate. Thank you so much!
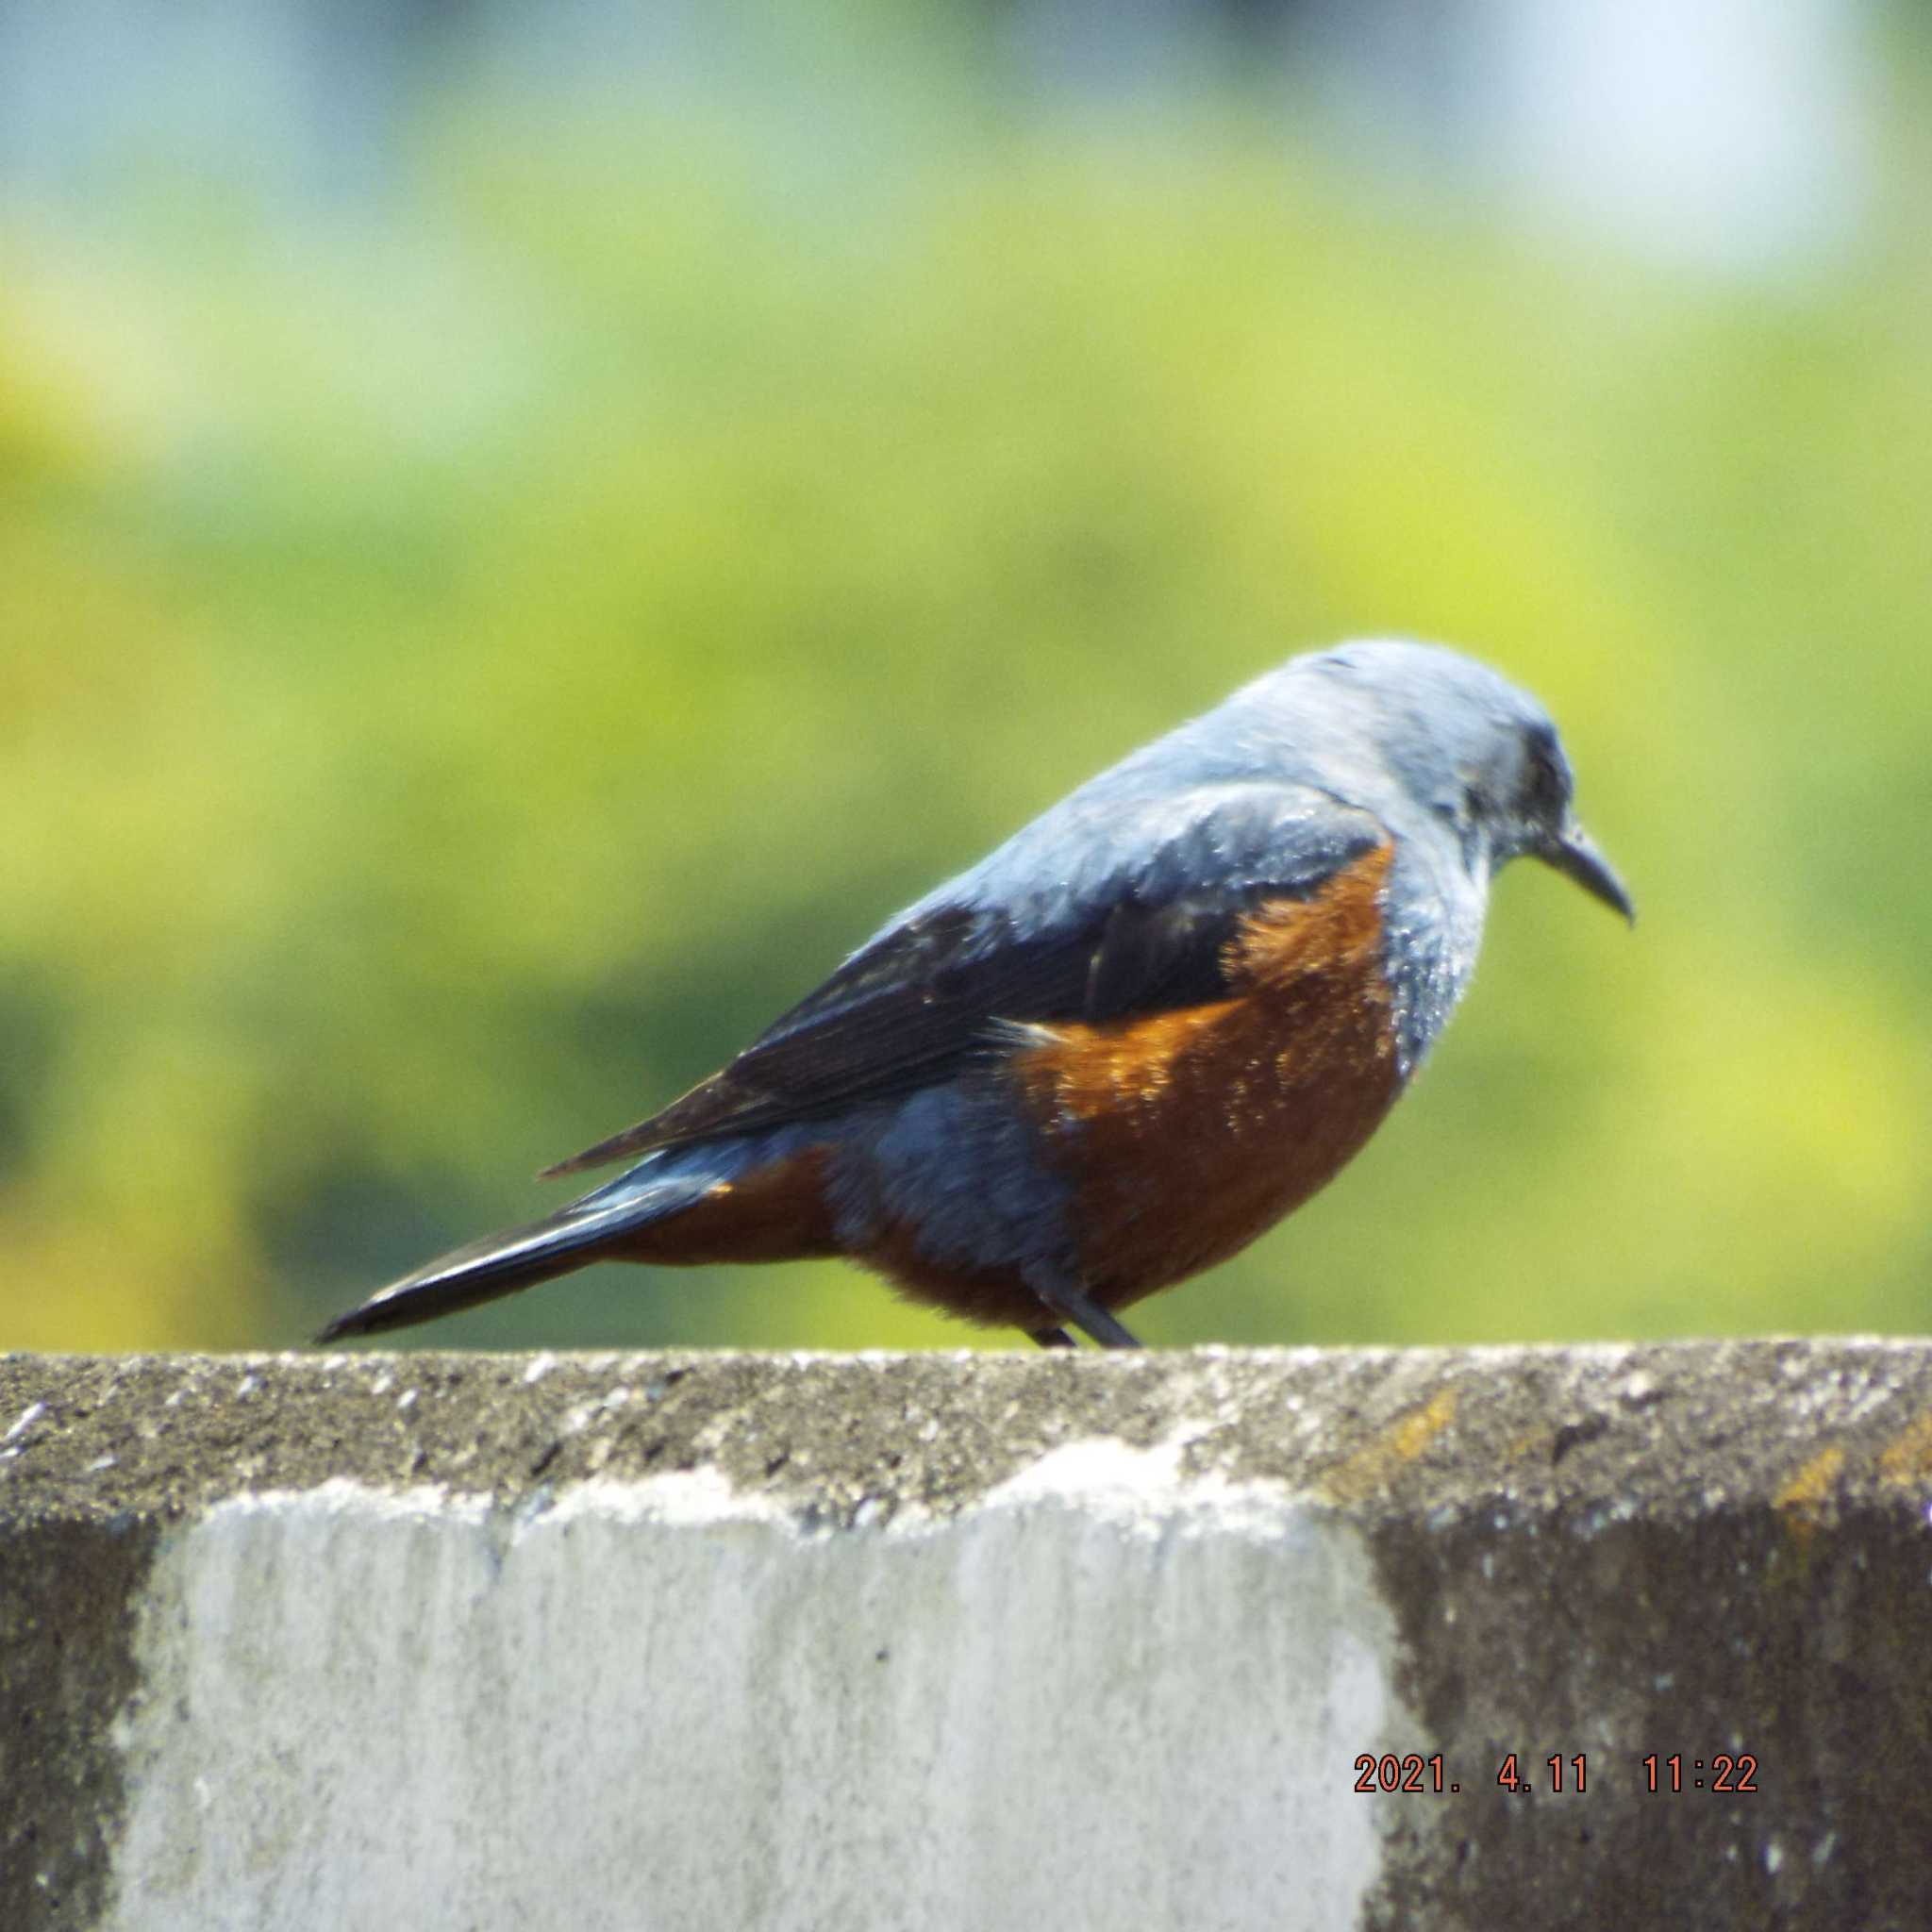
[{"left": 320, "top": 640, "right": 1632, "bottom": 1349}]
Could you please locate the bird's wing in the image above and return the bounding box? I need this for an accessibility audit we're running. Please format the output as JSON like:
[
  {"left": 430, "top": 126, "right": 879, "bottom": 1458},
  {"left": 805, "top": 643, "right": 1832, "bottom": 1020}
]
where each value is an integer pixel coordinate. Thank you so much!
[{"left": 541, "top": 783, "right": 1388, "bottom": 1175}]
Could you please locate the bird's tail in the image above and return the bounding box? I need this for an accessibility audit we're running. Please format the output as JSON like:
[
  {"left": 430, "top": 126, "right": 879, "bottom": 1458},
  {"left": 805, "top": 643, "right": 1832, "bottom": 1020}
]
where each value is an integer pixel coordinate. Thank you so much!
[{"left": 314, "top": 1170, "right": 715, "bottom": 1343}]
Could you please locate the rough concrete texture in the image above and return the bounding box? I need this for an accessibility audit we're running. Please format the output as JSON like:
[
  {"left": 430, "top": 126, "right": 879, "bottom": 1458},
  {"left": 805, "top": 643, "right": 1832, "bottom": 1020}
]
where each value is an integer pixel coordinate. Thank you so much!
[{"left": 3, "top": 1341, "right": 1932, "bottom": 1930}]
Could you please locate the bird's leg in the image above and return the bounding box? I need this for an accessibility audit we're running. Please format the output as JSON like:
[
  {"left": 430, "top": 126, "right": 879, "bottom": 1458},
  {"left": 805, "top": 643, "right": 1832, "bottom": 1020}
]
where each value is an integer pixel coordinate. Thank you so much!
[
  {"left": 1028, "top": 1325, "right": 1076, "bottom": 1349},
  {"left": 1024, "top": 1265, "right": 1144, "bottom": 1350}
]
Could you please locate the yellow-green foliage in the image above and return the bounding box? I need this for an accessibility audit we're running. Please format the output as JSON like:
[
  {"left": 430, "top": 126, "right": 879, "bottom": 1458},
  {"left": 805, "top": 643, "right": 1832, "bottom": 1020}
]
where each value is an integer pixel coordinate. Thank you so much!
[{"left": 5, "top": 77, "right": 1929, "bottom": 1352}]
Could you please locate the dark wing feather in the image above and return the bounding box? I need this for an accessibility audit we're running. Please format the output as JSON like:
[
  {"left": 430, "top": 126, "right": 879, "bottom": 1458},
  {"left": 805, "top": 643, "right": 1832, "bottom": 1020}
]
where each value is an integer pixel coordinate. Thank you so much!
[
  {"left": 1083, "top": 891, "right": 1277, "bottom": 1022},
  {"left": 542, "top": 801, "right": 1385, "bottom": 1176}
]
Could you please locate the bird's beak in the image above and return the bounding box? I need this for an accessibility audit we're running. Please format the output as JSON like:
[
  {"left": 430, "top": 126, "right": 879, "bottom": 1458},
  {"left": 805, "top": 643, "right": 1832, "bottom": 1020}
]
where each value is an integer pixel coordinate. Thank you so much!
[{"left": 1541, "top": 819, "right": 1635, "bottom": 924}]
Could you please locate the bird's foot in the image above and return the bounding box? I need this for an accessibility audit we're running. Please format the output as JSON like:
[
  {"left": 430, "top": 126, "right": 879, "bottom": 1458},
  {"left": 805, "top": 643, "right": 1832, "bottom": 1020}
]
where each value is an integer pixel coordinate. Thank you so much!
[{"left": 1024, "top": 1269, "right": 1144, "bottom": 1349}]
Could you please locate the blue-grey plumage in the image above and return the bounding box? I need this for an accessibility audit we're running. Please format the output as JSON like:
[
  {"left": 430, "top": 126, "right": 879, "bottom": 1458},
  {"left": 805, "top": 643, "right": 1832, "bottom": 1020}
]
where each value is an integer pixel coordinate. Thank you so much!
[{"left": 319, "top": 639, "right": 1631, "bottom": 1348}]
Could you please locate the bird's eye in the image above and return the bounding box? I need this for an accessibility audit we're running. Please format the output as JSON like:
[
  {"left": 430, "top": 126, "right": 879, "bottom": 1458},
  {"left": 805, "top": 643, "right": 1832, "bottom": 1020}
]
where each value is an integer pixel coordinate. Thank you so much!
[{"left": 1524, "top": 742, "right": 1567, "bottom": 820}]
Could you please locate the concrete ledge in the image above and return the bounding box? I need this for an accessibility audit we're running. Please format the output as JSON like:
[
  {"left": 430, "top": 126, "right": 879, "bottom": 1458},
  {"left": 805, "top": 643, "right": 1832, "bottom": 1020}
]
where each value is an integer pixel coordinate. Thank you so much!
[{"left": 5, "top": 1341, "right": 1932, "bottom": 1930}]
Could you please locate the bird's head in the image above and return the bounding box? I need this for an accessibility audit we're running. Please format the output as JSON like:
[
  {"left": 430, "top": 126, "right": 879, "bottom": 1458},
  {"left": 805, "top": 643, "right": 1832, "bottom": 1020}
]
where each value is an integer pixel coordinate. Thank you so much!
[{"left": 1300, "top": 639, "right": 1635, "bottom": 923}]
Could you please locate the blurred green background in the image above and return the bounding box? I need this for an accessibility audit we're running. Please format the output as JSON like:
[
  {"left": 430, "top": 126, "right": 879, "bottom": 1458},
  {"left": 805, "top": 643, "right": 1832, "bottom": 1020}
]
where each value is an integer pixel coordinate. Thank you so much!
[{"left": 4, "top": 2, "right": 1928, "bottom": 1354}]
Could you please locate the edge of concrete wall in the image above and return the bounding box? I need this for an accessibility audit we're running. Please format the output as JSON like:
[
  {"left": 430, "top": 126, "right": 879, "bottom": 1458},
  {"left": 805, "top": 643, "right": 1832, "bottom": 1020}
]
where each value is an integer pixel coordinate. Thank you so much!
[{"left": 5, "top": 1341, "right": 1931, "bottom": 1930}]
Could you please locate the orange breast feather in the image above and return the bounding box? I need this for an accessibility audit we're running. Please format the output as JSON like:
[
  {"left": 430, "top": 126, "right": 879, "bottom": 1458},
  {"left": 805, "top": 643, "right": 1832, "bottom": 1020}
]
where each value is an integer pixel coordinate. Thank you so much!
[{"left": 1009, "top": 841, "right": 1402, "bottom": 1306}]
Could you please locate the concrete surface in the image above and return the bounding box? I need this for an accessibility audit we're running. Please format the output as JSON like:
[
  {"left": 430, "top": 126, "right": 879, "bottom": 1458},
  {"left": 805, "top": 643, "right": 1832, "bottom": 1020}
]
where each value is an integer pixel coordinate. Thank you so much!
[{"left": 4, "top": 1341, "right": 1932, "bottom": 1930}]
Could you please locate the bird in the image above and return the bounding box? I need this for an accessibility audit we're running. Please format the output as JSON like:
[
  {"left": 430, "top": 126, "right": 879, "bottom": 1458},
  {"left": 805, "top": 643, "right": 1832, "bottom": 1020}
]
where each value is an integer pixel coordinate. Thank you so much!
[{"left": 319, "top": 639, "right": 1631, "bottom": 1351}]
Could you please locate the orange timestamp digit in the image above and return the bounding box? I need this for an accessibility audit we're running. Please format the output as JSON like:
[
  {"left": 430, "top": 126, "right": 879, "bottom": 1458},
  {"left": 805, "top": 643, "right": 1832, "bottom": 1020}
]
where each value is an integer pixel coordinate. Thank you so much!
[
  {"left": 1642, "top": 1753, "right": 1757, "bottom": 1793},
  {"left": 1495, "top": 1754, "right": 1587, "bottom": 1792},
  {"left": 1353, "top": 1753, "right": 1453, "bottom": 1793}
]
